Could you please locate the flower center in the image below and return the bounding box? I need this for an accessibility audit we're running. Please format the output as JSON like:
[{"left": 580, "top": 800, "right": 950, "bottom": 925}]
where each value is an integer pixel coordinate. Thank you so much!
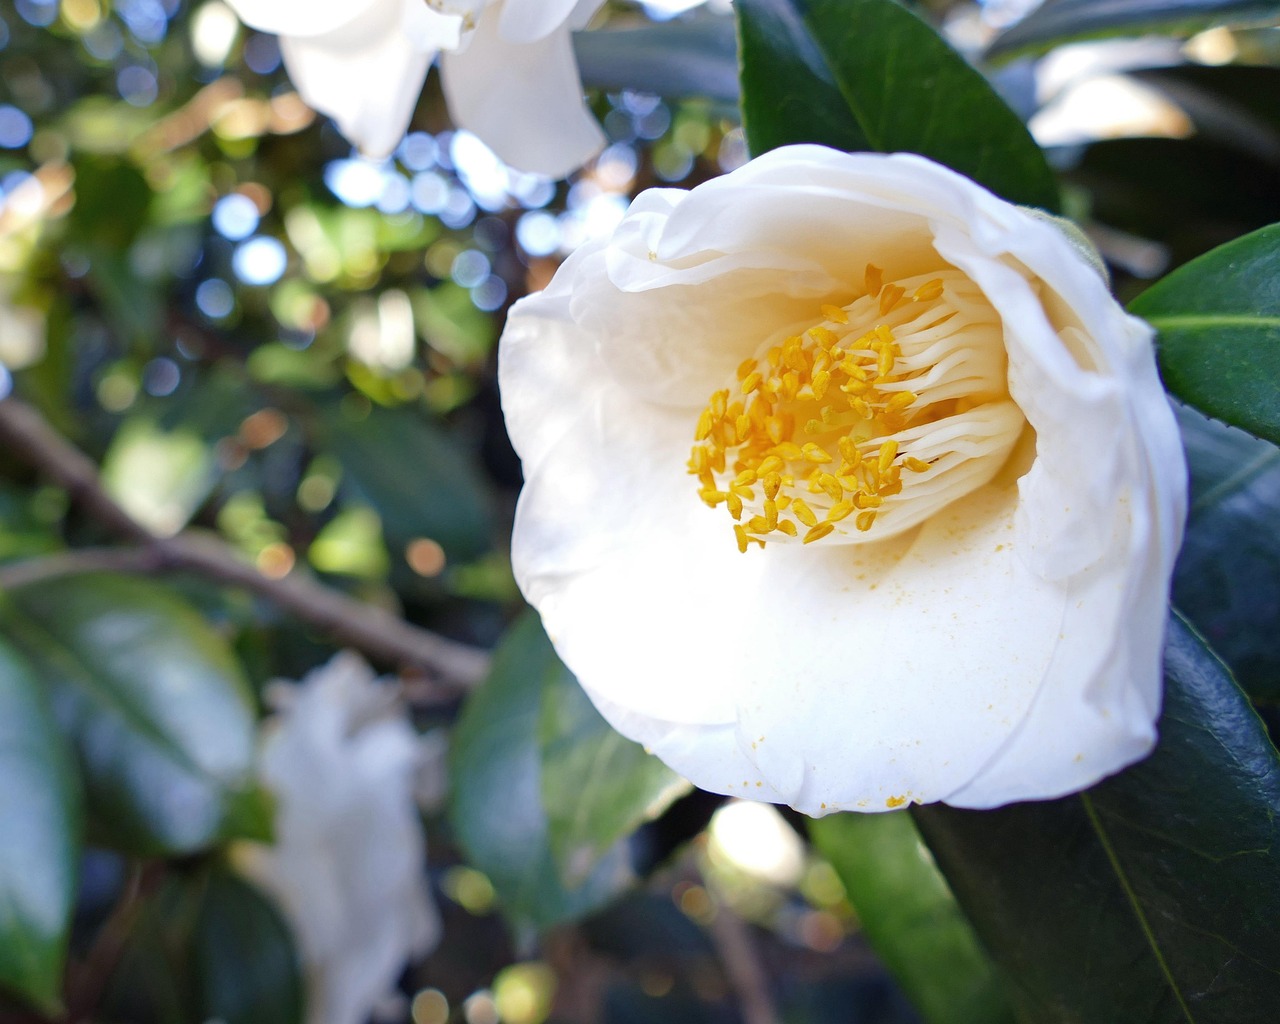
[{"left": 688, "top": 265, "right": 1023, "bottom": 552}]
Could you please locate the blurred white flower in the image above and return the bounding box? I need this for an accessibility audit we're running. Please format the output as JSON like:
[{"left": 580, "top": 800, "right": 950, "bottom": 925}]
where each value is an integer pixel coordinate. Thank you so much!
[
  {"left": 239, "top": 652, "right": 441, "bottom": 1024},
  {"left": 224, "top": 0, "right": 605, "bottom": 177},
  {"left": 499, "top": 145, "right": 1187, "bottom": 816}
]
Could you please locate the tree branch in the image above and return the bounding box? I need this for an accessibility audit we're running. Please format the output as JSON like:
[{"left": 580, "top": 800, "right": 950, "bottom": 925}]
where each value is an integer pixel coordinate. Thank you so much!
[{"left": 0, "top": 397, "right": 491, "bottom": 687}]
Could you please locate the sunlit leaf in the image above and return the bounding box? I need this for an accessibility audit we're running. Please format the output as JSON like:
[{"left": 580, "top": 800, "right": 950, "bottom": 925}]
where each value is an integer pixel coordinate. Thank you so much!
[
  {"left": 451, "top": 613, "right": 632, "bottom": 930},
  {"left": 0, "top": 640, "right": 82, "bottom": 1015},
  {"left": 1, "top": 574, "right": 259, "bottom": 856},
  {"left": 810, "top": 812, "right": 1015, "bottom": 1024},
  {"left": 988, "top": 0, "right": 1280, "bottom": 60},
  {"left": 1130, "top": 221, "right": 1280, "bottom": 446}
]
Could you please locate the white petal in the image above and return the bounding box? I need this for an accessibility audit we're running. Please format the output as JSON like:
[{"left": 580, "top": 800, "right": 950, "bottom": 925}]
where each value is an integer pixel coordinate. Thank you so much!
[
  {"left": 441, "top": 9, "right": 603, "bottom": 177},
  {"left": 280, "top": 18, "right": 433, "bottom": 159},
  {"left": 501, "top": 146, "right": 1187, "bottom": 814},
  {"left": 225, "top": 0, "right": 388, "bottom": 39},
  {"left": 497, "top": 0, "right": 587, "bottom": 42}
]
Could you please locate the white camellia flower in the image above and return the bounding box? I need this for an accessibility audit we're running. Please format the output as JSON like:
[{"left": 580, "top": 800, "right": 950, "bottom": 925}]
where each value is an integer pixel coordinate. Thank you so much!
[
  {"left": 237, "top": 652, "right": 441, "bottom": 1024},
  {"left": 224, "top": 0, "right": 605, "bottom": 177},
  {"left": 499, "top": 145, "right": 1187, "bottom": 816}
]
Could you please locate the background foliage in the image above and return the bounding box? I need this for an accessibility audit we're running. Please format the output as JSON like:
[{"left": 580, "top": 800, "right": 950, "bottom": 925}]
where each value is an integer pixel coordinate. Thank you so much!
[{"left": 2, "top": 1, "right": 1279, "bottom": 1023}]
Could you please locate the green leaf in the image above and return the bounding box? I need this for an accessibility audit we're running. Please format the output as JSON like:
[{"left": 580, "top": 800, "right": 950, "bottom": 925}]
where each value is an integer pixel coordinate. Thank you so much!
[
  {"left": 188, "top": 869, "right": 305, "bottom": 1024},
  {"left": 103, "top": 866, "right": 303, "bottom": 1024},
  {"left": 912, "top": 615, "right": 1280, "bottom": 1024},
  {"left": 574, "top": 16, "right": 740, "bottom": 104},
  {"left": 100, "top": 417, "right": 215, "bottom": 538},
  {"left": 1131, "top": 222, "right": 1280, "bottom": 447},
  {"left": 539, "top": 642, "right": 689, "bottom": 887},
  {"left": 322, "top": 404, "right": 493, "bottom": 563},
  {"left": 810, "top": 812, "right": 1015, "bottom": 1024},
  {"left": 1, "top": 574, "right": 259, "bottom": 856},
  {"left": 450, "top": 613, "right": 632, "bottom": 931},
  {"left": 0, "top": 640, "right": 82, "bottom": 1015},
  {"left": 735, "top": 0, "right": 1061, "bottom": 210},
  {"left": 736, "top": 0, "right": 872, "bottom": 156},
  {"left": 1174, "top": 405, "right": 1280, "bottom": 702},
  {"left": 988, "top": 0, "right": 1280, "bottom": 61}
]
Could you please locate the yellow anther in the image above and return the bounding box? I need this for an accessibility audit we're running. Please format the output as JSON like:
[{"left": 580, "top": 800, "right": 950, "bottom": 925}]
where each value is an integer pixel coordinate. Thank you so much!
[
  {"left": 904, "top": 457, "right": 931, "bottom": 473},
  {"left": 699, "top": 489, "right": 727, "bottom": 507},
  {"left": 804, "top": 419, "right": 823, "bottom": 435},
  {"left": 710, "top": 389, "right": 729, "bottom": 419},
  {"left": 763, "top": 473, "right": 782, "bottom": 500},
  {"left": 855, "top": 510, "right": 877, "bottom": 532},
  {"left": 850, "top": 397, "right": 873, "bottom": 419},
  {"left": 854, "top": 492, "right": 883, "bottom": 509},
  {"left": 912, "top": 278, "right": 944, "bottom": 302},
  {"left": 879, "top": 284, "right": 906, "bottom": 315},
  {"left": 734, "top": 524, "right": 750, "bottom": 553},
  {"left": 775, "top": 494, "right": 791, "bottom": 509},
  {"left": 737, "top": 357, "right": 758, "bottom": 380},
  {"left": 735, "top": 415, "right": 751, "bottom": 442},
  {"left": 818, "top": 473, "right": 843, "bottom": 501},
  {"left": 771, "top": 441, "right": 804, "bottom": 461},
  {"left": 764, "top": 499, "right": 778, "bottom": 530},
  {"left": 821, "top": 303, "right": 849, "bottom": 325},
  {"left": 886, "top": 391, "right": 917, "bottom": 414},
  {"left": 878, "top": 440, "right": 899, "bottom": 474},
  {"left": 802, "top": 443, "right": 833, "bottom": 463},
  {"left": 792, "top": 498, "right": 817, "bottom": 528},
  {"left": 776, "top": 519, "right": 798, "bottom": 537},
  {"left": 837, "top": 437, "right": 861, "bottom": 465},
  {"left": 865, "top": 264, "right": 883, "bottom": 298},
  {"left": 695, "top": 409, "right": 714, "bottom": 441},
  {"left": 803, "top": 522, "right": 835, "bottom": 544},
  {"left": 877, "top": 346, "right": 895, "bottom": 378},
  {"left": 748, "top": 515, "right": 771, "bottom": 534},
  {"left": 731, "top": 484, "right": 755, "bottom": 502},
  {"left": 758, "top": 455, "right": 784, "bottom": 475},
  {"left": 874, "top": 325, "right": 895, "bottom": 346},
  {"left": 826, "top": 500, "right": 855, "bottom": 523},
  {"left": 741, "top": 371, "right": 763, "bottom": 394},
  {"left": 781, "top": 371, "right": 801, "bottom": 400},
  {"left": 727, "top": 492, "right": 744, "bottom": 519},
  {"left": 765, "top": 416, "right": 785, "bottom": 444},
  {"left": 811, "top": 370, "right": 831, "bottom": 400},
  {"left": 880, "top": 478, "right": 903, "bottom": 497},
  {"left": 807, "top": 325, "right": 839, "bottom": 348},
  {"left": 767, "top": 346, "right": 783, "bottom": 368},
  {"left": 840, "top": 377, "right": 871, "bottom": 396},
  {"left": 734, "top": 469, "right": 757, "bottom": 487}
]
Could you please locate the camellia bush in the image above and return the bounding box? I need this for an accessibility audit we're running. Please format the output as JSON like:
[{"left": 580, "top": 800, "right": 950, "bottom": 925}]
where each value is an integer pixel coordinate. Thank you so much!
[{"left": 1, "top": 1, "right": 1279, "bottom": 1024}]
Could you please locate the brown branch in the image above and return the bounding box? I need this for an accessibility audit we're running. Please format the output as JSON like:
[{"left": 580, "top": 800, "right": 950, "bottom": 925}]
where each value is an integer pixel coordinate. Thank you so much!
[
  {"left": 0, "top": 398, "right": 490, "bottom": 687},
  {"left": 707, "top": 896, "right": 780, "bottom": 1024}
]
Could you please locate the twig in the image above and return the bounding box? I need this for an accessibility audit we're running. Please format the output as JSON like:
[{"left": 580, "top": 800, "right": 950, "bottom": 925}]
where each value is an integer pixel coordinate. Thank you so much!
[
  {"left": 706, "top": 895, "right": 780, "bottom": 1024},
  {"left": 63, "top": 862, "right": 165, "bottom": 1024},
  {"left": 0, "top": 398, "right": 491, "bottom": 686}
]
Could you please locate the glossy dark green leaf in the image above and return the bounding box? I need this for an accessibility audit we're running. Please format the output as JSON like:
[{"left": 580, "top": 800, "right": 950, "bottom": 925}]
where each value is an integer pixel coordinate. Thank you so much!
[
  {"left": 189, "top": 869, "right": 304, "bottom": 1024},
  {"left": 0, "top": 640, "right": 81, "bottom": 1015},
  {"left": 736, "top": 0, "right": 871, "bottom": 156},
  {"left": 103, "top": 866, "right": 303, "bottom": 1024},
  {"left": 913, "top": 616, "right": 1280, "bottom": 1024},
  {"left": 1, "top": 574, "right": 259, "bottom": 856},
  {"left": 1131, "top": 222, "right": 1280, "bottom": 447},
  {"left": 450, "top": 613, "right": 632, "bottom": 930},
  {"left": 574, "top": 16, "right": 739, "bottom": 104},
  {"left": 988, "top": 0, "right": 1280, "bottom": 60},
  {"left": 539, "top": 636, "right": 689, "bottom": 886},
  {"left": 1174, "top": 404, "right": 1280, "bottom": 701},
  {"left": 736, "top": 0, "right": 1060, "bottom": 210},
  {"left": 810, "top": 812, "right": 1015, "bottom": 1024},
  {"left": 323, "top": 404, "right": 493, "bottom": 563}
]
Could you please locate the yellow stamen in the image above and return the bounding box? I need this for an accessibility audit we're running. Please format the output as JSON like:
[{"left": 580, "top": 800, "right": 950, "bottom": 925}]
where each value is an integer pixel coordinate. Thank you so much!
[
  {"left": 803, "top": 522, "right": 835, "bottom": 544},
  {"left": 821, "top": 303, "right": 850, "bottom": 325}
]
